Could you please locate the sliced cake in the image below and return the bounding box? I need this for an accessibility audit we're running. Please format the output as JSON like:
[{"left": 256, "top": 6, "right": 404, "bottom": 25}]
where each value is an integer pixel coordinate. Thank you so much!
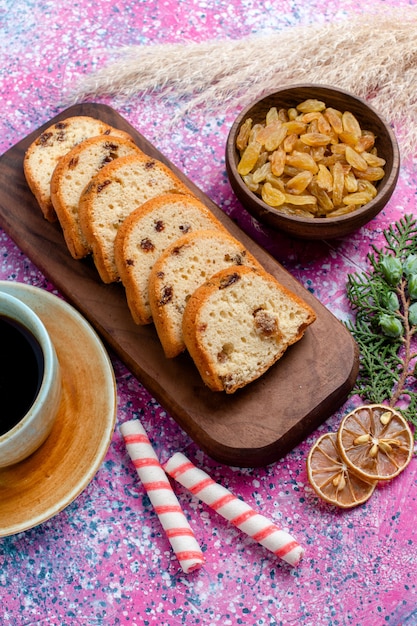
[
  {"left": 23, "top": 115, "right": 133, "bottom": 221},
  {"left": 78, "top": 154, "right": 193, "bottom": 283},
  {"left": 149, "top": 229, "right": 262, "bottom": 357},
  {"left": 182, "top": 265, "right": 316, "bottom": 393},
  {"left": 114, "top": 193, "right": 227, "bottom": 324},
  {"left": 50, "top": 134, "right": 143, "bottom": 259}
]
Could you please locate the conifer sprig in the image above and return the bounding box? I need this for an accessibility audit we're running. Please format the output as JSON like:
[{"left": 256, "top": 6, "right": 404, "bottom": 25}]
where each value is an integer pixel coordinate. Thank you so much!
[{"left": 346, "top": 215, "right": 417, "bottom": 432}]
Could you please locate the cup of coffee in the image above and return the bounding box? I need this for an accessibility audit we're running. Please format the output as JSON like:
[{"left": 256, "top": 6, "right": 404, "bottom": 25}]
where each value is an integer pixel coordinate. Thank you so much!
[{"left": 0, "top": 291, "right": 62, "bottom": 467}]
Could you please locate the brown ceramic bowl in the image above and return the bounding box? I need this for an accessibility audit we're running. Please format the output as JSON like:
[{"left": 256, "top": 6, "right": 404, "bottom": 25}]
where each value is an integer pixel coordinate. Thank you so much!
[{"left": 226, "top": 84, "right": 400, "bottom": 239}]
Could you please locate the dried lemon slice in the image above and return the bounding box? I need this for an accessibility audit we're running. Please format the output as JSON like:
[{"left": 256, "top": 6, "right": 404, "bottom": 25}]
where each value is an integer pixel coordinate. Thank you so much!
[
  {"left": 307, "top": 432, "right": 376, "bottom": 508},
  {"left": 337, "top": 404, "right": 414, "bottom": 482}
]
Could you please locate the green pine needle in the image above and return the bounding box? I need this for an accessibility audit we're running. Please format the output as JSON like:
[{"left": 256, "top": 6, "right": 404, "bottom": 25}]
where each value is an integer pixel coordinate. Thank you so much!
[{"left": 345, "top": 214, "right": 417, "bottom": 433}]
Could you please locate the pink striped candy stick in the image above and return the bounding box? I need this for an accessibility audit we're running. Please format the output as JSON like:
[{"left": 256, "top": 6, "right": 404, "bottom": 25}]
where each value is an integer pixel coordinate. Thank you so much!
[
  {"left": 164, "top": 452, "right": 304, "bottom": 567},
  {"left": 120, "top": 420, "right": 205, "bottom": 574}
]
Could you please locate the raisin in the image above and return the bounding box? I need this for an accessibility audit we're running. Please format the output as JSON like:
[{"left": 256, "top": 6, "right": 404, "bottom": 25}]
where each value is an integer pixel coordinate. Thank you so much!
[
  {"left": 219, "top": 272, "right": 240, "bottom": 289},
  {"left": 342, "top": 111, "right": 362, "bottom": 140},
  {"left": 104, "top": 142, "right": 118, "bottom": 151},
  {"left": 316, "top": 164, "right": 333, "bottom": 192},
  {"left": 101, "top": 148, "right": 119, "bottom": 167},
  {"left": 356, "top": 134, "right": 375, "bottom": 153},
  {"left": 354, "top": 167, "right": 385, "bottom": 181},
  {"left": 242, "top": 173, "right": 259, "bottom": 192},
  {"left": 256, "top": 121, "right": 285, "bottom": 150},
  {"left": 261, "top": 183, "right": 285, "bottom": 207},
  {"left": 270, "top": 147, "right": 286, "bottom": 177},
  {"left": 345, "top": 146, "right": 368, "bottom": 172},
  {"left": 237, "top": 141, "right": 262, "bottom": 176},
  {"left": 140, "top": 238, "right": 155, "bottom": 252},
  {"left": 37, "top": 132, "right": 53, "bottom": 146},
  {"left": 296, "top": 99, "right": 326, "bottom": 113},
  {"left": 155, "top": 220, "right": 165, "bottom": 232},
  {"left": 217, "top": 349, "right": 229, "bottom": 363},
  {"left": 224, "top": 252, "right": 243, "bottom": 265},
  {"left": 217, "top": 343, "right": 233, "bottom": 362},
  {"left": 126, "top": 259, "right": 135, "bottom": 266},
  {"left": 236, "top": 117, "right": 253, "bottom": 152},
  {"left": 343, "top": 191, "right": 373, "bottom": 206},
  {"left": 179, "top": 223, "right": 191, "bottom": 233},
  {"left": 68, "top": 156, "right": 79, "bottom": 169},
  {"left": 266, "top": 107, "right": 279, "bottom": 124},
  {"left": 145, "top": 160, "right": 156, "bottom": 169},
  {"left": 101, "top": 155, "right": 113, "bottom": 166},
  {"left": 363, "top": 152, "right": 385, "bottom": 168},
  {"left": 324, "top": 108, "right": 343, "bottom": 134},
  {"left": 332, "top": 161, "right": 345, "bottom": 207},
  {"left": 283, "top": 192, "right": 317, "bottom": 207},
  {"left": 264, "top": 126, "right": 287, "bottom": 152},
  {"left": 253, "top": 308, "right": 278, "bottom": 336},
  {"left": 286, "top": 170, "right": 313, "bottom": 194},
  {"left": 283, "top": 120, "right": 307, "bottom": 135},
  {"left": 300, "top": 132, "right": 332, "bottom": 147},
  {"left": 252, "top": 162, "right": 271, "bottom": 184},
  {"left": 97, "top": 180, "right": 111, "bottom": 192},
  {"left": 159, "top": 285, "right": 173, "bottom": 305},
  {"left": 286, "top": 151, "right": 318, "bottom": 173}
]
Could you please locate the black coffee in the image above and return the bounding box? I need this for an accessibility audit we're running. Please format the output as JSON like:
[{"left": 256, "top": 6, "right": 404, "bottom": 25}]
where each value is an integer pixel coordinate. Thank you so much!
[{"left": 0, "top": 314, "right": 45, "bottom": 436}]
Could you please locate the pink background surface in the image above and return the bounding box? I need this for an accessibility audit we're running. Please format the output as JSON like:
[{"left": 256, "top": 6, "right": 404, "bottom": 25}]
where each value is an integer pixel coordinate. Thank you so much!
[{"left": 1, "top": 1, "right": 417, "bottom": 624}]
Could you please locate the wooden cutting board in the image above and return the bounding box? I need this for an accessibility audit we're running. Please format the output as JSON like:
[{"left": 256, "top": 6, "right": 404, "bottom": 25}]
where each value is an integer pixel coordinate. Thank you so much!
[{"left": 0, "top": 103, "right": 359, "bottom": 467}]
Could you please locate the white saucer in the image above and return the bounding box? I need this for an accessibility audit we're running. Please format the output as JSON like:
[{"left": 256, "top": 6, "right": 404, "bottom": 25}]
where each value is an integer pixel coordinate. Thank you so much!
[{"left": 0, "top": 281, "right": 117, "bottom": 536}]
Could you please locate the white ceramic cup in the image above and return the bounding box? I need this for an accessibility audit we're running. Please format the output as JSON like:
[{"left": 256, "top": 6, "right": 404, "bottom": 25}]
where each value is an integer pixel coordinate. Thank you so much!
[{"left": 0, "top": 291, "right": 62, "bottom": 467}]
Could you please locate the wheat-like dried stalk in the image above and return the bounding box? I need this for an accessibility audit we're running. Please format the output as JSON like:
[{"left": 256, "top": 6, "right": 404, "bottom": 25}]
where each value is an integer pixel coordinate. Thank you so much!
[{"left": 69, "top": 8, "right": 417, "bottom": 156}]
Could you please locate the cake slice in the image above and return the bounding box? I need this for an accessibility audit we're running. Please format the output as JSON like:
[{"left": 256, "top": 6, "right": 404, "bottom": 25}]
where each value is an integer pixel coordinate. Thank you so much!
[
  {"left": 50, "top": 134, "right": 143, "bottom": 259},
  {"left": 182, "top": 265, "right": 316, "bottom": 393},
  {"left": 114, "top": 193, "right": 227, "bottom": 324},
  {"left": 149, "top": 229, "right": 262, "bottom": 357},
  {"left": 78, "top": 154, "right": 193, "bottom": 283},
  {"left": 23, "top": 115, "right": 133, "bottom": 221}
]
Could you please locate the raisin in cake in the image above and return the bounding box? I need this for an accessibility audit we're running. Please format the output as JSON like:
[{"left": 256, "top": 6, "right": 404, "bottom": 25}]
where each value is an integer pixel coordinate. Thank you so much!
[
  {"left": 78, "top": 154, "right": 193, "bottom": 283},
  {"left": 182, "top": 265, "right": 316, "bottom": 393},
  {"left": 149, "top": 229, "right": 262, "bottom": 358},
  {"left": 24, "top": 116, "right": 133, "bottom": 221},
  {"left": 50, "top": 134, "right": 143, "bottom": 259},
  {"left": 114, "top": 193, "right": 227, "bottom": 324}
]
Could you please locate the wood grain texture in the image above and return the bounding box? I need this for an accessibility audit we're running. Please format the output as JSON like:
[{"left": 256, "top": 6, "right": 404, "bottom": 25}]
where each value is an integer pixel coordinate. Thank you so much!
[
  {"left": 226, "top": 85, "right": 400, "bottom": 240},
  {"left": 0, "top": 103, "right": 359, "bottom": 467}
]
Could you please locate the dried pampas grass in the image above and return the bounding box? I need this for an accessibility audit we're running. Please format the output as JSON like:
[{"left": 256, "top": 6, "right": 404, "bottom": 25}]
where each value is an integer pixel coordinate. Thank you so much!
[{"left": 70, "top": 8, "right": 417, "bottom": 157}]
